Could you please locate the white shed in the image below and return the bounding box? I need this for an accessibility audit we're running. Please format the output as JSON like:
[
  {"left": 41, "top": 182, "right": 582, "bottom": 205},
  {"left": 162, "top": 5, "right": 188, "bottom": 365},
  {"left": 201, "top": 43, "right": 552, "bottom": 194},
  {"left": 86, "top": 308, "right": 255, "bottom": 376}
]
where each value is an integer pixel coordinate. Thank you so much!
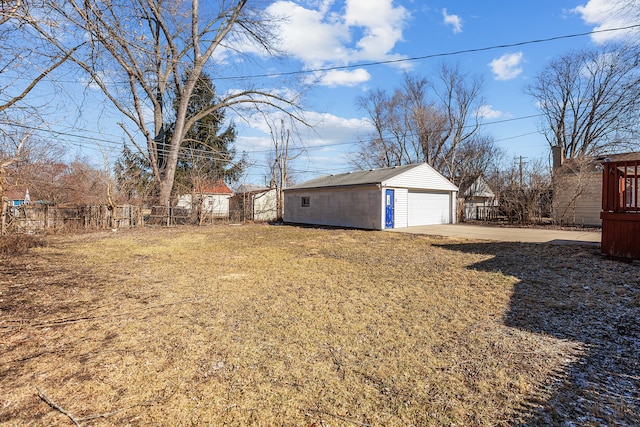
[
  {"left": 230, "top": 186, "right": 278, "bottom": 222},
  {"left": 176, "top": 181, "right": 233, "bottom": 218},
  {"left": 283, "top": 163, "right": 458, "bottom": 230}
]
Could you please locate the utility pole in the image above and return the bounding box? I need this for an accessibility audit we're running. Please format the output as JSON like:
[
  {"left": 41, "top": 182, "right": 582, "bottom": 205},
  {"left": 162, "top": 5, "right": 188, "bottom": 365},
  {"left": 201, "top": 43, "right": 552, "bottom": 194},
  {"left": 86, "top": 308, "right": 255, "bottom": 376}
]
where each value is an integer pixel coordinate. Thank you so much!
[
  {"left": 516, "top": 156, "right": 528, "bottom": 223},
  {"left": 518, "top": 156, "right": 527, "bottom": 189}
]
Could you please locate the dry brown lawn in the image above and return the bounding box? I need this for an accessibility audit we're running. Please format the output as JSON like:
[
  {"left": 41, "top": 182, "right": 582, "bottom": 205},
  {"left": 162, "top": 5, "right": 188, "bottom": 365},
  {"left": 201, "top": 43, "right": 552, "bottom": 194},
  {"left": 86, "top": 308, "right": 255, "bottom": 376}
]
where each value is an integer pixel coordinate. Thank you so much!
[{"left": 0, "top": 225, "right": 638, "bottom": 426}]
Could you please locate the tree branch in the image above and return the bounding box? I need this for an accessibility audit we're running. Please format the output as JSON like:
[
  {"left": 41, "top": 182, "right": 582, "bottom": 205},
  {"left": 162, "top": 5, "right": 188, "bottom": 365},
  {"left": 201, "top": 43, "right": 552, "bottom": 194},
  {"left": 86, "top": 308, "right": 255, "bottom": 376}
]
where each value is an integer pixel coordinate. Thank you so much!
[{"left": 38, "top": 386, "right": 153, "bottom": 426}]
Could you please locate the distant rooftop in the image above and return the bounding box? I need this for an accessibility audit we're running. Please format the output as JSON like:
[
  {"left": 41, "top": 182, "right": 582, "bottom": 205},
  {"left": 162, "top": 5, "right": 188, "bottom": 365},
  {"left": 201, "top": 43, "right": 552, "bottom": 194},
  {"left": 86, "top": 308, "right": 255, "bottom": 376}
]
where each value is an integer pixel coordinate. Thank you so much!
[
  {"left": 235, "top": 184, "right": 271, "bottom": 194},
  {"left": 195, "top": 181, "right": 232, "bottom": 194}
]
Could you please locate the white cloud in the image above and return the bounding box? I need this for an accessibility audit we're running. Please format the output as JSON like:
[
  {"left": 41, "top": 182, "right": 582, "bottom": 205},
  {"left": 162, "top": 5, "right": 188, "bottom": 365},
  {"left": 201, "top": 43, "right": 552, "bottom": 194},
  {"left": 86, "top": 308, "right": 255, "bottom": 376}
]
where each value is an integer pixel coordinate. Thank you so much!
[
  {"left": 489, "top": 52, "right": 524, "bottom": 81},
  {"left": 234, "top": 109, "right": 374, "bottom": 181},
  {"left": 477, "top": 105, "right": 503, "bottom": 119},
  {"left": 267, "top": 1, "right": 350, "bottom": 68},
  {"left": 235, "top": 108, "right": 372, "bottom": 147},
  {"left": 344, "top": 0, "right": 410, "bottom": 58},
  {"left": 302, "top": 111, "right": 373, "bottom": 143},
  {"left": 314, "top": 68, "right": 371, "bottom": 87},
  {"left": 573, "top": 0, "right": 640, "bottom": 43},
  {"left": 235, "top": 135, "right": 273, "bottom": 152},
  {"left": 266, "top": 0, "right": 410, "bottom": 86},
  {"left": 442, "top": 9, "right": 463, "bottom": 34}
]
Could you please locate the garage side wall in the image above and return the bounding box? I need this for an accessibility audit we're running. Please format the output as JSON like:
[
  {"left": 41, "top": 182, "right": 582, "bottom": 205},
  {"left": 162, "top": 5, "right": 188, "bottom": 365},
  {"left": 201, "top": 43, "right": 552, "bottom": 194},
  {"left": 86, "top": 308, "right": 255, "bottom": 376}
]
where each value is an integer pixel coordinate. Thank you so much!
[{"left": 284, "top": 186, "right": 382, "bottom": 229}]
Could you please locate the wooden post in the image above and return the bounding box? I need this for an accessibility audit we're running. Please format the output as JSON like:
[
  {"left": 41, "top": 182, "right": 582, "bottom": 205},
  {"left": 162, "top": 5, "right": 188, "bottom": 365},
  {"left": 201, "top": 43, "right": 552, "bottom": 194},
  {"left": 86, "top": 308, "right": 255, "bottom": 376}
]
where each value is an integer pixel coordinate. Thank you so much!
[{"left": 1, "top": 197, "right": 6, "bottom": 235}]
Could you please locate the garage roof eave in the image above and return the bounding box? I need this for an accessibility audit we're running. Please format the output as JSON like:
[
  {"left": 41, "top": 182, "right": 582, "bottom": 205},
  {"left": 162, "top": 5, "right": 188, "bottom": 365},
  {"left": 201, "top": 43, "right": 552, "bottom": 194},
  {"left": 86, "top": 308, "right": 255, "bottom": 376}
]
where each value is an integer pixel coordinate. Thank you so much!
[
  {"left": 284, "top": 163, "right": 458, "bottom": 192},
  {"left": 285, "top": 164, "right": 425, "bottom": 191},
  {"left": 284, "top": 182, "right": 380, "bottom": 192}
]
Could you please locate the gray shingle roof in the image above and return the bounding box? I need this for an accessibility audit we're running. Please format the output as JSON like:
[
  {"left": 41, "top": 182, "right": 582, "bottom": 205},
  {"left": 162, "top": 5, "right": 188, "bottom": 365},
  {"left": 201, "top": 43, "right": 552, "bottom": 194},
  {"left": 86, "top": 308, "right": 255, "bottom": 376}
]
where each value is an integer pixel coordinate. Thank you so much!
[
  {"left": 235, "top": 184, "right": 270, "bottom": 194},
  {"left": 286, "top": 164, "right": 423, "bottom": 190}
]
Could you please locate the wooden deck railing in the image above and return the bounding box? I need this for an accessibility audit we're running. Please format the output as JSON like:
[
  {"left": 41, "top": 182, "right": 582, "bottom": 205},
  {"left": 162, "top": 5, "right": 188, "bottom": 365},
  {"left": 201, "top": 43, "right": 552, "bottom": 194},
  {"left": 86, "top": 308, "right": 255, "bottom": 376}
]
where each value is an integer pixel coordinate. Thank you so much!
[{"left": 602, "top": 160, "right": 639, "bottom": 213}]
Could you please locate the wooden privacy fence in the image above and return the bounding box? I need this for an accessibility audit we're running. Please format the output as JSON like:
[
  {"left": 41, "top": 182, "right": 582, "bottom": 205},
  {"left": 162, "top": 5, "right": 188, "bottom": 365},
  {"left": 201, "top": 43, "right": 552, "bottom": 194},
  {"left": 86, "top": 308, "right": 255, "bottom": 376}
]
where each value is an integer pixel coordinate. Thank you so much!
[{"left": 1, "top": 204, "right": 144, "bottom": 233}]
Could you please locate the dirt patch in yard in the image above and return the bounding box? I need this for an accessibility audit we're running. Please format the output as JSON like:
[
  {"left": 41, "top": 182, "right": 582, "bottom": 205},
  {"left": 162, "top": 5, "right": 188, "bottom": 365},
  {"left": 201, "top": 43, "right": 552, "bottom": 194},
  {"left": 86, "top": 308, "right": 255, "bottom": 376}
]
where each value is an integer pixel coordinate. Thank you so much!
[{"left": 0, "top": 225, "right": 637, "bottom": 426}]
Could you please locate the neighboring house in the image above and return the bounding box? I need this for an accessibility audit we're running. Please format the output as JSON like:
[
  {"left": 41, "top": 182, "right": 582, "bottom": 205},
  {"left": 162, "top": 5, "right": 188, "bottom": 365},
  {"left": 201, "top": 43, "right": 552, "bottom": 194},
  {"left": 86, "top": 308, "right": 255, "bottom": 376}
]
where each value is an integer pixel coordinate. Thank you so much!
[
  {"left": 4, "top": 187, "right": 31, "bottom": 207},
  {"left": 1, "top": 187, "right": 30, "bottom": 231},
  {"left": 552, "top": 147, "right": 640, "bottom": 226},
  {"left": 461, "top": 176, "right": 496, "bottom": 220},
  {"left": 176, "top": 181, "right": 233, "bottom": 217},
  {"left": 283, "top": 163, "right": 458, "bottom": 230},
  {"left": 230, "top": 185, "right": 278, "bottom": 222}
]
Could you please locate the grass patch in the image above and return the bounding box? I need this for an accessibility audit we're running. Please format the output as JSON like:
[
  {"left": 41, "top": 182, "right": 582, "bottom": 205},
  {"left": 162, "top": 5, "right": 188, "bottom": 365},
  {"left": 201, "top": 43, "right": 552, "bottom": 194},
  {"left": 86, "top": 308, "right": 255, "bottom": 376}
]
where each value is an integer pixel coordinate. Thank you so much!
[{"left": 0, "top": 225, "right": 637, "bottom": 425}]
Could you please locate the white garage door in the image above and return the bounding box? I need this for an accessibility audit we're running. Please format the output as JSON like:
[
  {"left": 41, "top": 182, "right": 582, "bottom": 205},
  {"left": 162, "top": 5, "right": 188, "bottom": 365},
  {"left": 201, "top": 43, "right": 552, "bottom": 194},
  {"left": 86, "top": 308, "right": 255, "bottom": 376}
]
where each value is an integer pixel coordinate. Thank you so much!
[{"left": 408, "top": 191, "right": 451, "bottom": 226}]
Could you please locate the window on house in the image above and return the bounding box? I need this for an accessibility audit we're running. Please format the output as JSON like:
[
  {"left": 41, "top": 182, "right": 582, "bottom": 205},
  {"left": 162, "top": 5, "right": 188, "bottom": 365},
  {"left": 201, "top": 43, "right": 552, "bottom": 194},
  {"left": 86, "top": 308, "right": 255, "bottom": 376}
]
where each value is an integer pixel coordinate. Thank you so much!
[{"left": 301, "top": 196, "right": 310, "bottom": 207}]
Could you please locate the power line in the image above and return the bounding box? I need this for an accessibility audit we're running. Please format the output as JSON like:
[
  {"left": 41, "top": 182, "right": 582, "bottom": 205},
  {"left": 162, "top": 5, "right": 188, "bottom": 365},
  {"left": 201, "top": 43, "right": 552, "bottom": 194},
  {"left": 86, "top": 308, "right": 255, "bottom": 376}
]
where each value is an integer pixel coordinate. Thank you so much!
[
  {"left": 7, "top": 23, "right": 640, "bottom": 87},
  {"left": 3, "top": 109, "right": 548, "bottom": 163},
  {"left": 4, "top": 23, "right": 634, "bottom": 156},
  {"left": 216, "top": 24, "right": 640, "bottom": 80},
  {"left": 8, "top": 23, "right": 634, "bottom": 177}
]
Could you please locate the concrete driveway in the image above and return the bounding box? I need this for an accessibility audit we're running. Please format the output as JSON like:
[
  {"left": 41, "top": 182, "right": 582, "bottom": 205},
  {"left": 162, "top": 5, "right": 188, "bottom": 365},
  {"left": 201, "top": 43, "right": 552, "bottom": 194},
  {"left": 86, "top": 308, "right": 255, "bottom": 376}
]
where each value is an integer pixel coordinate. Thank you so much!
[{"left": 390, "top": 224, "right": 601, "bottom": 245}]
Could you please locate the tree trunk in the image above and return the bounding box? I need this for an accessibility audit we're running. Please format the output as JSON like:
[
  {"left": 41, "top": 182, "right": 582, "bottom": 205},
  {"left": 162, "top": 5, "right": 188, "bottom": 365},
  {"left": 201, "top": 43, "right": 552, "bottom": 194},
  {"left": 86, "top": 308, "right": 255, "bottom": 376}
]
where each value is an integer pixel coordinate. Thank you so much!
[{"left": 1, "top": 198, "right": 7, "bottom": 235}]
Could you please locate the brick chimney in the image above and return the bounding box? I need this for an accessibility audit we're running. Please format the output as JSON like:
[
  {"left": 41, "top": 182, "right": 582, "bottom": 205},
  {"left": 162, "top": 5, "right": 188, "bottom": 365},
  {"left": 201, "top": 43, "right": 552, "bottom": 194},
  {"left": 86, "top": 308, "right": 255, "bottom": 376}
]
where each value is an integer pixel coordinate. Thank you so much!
[{"left": 552, "top": 146, "right": 564, "bottom": 169}]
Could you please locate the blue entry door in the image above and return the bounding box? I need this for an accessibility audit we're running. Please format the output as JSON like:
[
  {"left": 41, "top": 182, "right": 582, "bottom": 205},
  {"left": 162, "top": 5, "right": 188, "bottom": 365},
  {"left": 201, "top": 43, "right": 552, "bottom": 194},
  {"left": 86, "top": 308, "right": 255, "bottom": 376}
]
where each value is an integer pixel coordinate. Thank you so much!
[{"left": 385, "top": 189, "right": 394, "bottom": 228}]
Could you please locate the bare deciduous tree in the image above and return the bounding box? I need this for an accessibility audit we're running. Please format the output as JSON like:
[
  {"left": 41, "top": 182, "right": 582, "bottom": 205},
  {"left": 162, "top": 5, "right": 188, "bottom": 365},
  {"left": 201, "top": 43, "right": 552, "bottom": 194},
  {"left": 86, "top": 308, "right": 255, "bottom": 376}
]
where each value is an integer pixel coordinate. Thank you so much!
[
  {"left": 352, "top": 66, "right": 495, "bottom": 187},
  {"left": 267, "top": 117, "right": 302, "bottom": 220},
  {"left": 487, "top": 158, "right": 552, "bottom": 224},
  {"left": 0, "top": 131, "right": 28, "bottom": 233},
  {"left": 526, "top": 43, "right": 640, "bottom": 159},
  {"left": 352, "top": 88, "right": 404, "bottom": 168},
  {"left": 0, "top": 0, "right": 21, "bottom": 25},
  {"left": 1, "top": 0, "right": 74, "bottom": 221},
  {"left": 28, "top": 0, "right": 302, "bottom": 213},
  {"left": 453, "top": 134, "right": 504, "bottom": 196}
]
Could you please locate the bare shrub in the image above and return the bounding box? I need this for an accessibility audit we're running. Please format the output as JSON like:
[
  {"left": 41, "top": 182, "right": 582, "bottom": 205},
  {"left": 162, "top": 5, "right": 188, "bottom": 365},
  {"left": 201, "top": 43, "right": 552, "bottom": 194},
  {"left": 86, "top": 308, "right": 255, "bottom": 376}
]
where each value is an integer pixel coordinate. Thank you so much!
[{"left": 0, "top": 234, "right": 46, "bottom": 255}]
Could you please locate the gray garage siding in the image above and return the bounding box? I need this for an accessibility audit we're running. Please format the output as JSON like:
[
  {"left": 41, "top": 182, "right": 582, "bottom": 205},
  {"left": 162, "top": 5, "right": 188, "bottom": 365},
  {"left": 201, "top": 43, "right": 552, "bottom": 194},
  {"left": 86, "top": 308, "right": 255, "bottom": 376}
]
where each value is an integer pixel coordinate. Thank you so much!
[{"left": 284, "top": 186, "right": 383, "bottom": 229}]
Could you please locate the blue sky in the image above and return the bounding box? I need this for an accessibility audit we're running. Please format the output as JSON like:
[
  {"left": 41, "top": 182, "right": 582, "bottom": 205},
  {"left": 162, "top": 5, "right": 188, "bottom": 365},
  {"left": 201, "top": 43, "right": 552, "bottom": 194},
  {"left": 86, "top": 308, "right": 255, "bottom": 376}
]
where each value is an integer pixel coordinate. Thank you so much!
[
  {"left": 225, "top": 0, "right": 640, "bottom": 185},
  {"left": 17, "top": 0, "right": 640, "bottom": 186}
]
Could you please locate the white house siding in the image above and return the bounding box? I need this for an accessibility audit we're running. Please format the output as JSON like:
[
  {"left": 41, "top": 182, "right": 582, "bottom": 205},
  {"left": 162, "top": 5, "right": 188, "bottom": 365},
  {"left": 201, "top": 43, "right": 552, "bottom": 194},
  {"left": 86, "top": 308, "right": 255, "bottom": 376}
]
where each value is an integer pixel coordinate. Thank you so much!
[
  {"left": 385, "top": 164, "right": 458, "bottom": 191},
  {"left": 553, "top": 173, "right": 602, "bottom": 226},
  {"left": 284, "top": 186, "right": 382, "bottom": 229},
  {"left": 385, "top": 165, "right": 458, "bottom": 226},
  {"left": 177, "top": 194, "right": 231, "bottom": 217},
  {"left": 252, "top": 189, "right": 278, "bottom": 222},
  {"left": 391, "top": 187, "right": 408, "bottom": 228},
  {"left": 204, "top": 194, "right": 231, "bottom": 217},
  {"left": 464, "top": 198, "right": 491, "bottom": 220},
  {"left": 175, "top": 194, "right": 192, "bottom": 210}
]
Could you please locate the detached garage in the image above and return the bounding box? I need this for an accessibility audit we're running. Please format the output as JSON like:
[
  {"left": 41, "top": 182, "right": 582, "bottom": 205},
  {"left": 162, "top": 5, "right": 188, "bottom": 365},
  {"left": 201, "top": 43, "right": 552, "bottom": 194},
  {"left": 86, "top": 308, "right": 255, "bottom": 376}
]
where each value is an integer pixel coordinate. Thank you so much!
[{"left": 283, "top": 163, "right": 458, "bottom": 230}]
